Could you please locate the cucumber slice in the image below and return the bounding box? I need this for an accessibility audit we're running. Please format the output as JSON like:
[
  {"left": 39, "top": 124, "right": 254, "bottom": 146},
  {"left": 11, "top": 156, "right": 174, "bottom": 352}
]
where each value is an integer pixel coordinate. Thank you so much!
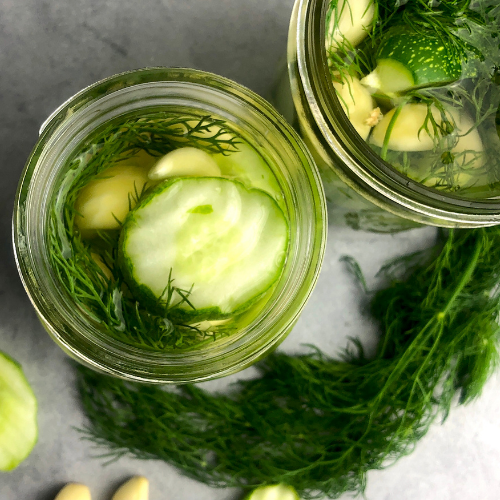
[
  {"left": 119, "top": 177, "right": 289, "bottom": 322},
  {"left": 245, "top": 484, "right": 300, "bottom": 500},
  {"left": 362, "top": 26, "right": 463, "bottom": 94},
  {"left": 361, "top": 59, "right": 414, "bottom": 95},
  {"left": 0, "top": 351, "right": 37, "bottom": 471}
]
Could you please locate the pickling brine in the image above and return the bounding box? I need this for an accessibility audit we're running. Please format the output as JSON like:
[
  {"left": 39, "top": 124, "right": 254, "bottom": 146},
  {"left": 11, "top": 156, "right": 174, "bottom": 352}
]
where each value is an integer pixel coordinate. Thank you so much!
[{"left": 51, "top": 112, "right": 289, "bottom": 351}]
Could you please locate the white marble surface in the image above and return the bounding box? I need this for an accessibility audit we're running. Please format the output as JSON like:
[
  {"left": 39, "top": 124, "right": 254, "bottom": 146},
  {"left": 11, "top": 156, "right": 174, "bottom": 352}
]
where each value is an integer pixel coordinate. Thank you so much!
[{"left": 1, "top": 0, "right": 499, "bottom": 499}]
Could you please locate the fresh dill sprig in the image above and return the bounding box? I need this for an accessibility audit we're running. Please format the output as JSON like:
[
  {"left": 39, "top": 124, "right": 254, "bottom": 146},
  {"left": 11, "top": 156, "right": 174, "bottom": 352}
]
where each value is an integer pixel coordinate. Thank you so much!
[
  {"left": 77, "top": 226, "right": 500, "bottom": 499},
  {"left": 48, "top": 113, "right": 239, "bottom": 350}
]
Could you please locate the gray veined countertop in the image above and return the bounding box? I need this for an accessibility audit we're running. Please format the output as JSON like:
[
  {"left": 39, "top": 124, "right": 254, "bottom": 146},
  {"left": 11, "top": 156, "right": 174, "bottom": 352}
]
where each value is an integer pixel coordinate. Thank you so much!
[{"left": 1, "top": 0, "right": 499, "bottom": 499}]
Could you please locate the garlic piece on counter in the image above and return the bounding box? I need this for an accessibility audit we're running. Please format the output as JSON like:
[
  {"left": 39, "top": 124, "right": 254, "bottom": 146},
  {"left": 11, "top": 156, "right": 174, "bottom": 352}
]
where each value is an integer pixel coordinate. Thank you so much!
[
  {"left": 148, "top": 147, "right": 221, "bottom": 181},
  {"left": 54, "top": 483, "right": 91, "bottom": 500},
  {"left": 112, "top": 476, "right": 149, "bottom": 500}
]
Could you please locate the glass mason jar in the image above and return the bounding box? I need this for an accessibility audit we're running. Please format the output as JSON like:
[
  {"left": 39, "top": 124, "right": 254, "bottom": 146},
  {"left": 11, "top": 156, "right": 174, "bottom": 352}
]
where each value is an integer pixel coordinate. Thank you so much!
[
  {"left": 13, "top": 68, "right": 327, "bottom": 384},
  {"left": 279, "top": 0, "right": 500, "bottom": 232}
]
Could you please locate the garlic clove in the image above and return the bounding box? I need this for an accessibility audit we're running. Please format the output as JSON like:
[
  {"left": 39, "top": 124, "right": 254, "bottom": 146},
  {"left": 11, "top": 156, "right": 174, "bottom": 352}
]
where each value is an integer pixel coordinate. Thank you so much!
[
  {"left": 326, "top": 0, "right": 375, "bottom": 51},
  {"left": 148, "top": 147, "right": 221, "bottom": 181},
  {"left": 112, "top": 476, "right": 149, "bottom": 500},
  {"left": 332, "top": 75, "right": 376, "bottom": 140},
  {"left": 371, "top": 103, "right": 442, "bottom": 151},
  {"left": 75, "top": 165, "right": 149, "bottom": 231},
  {"left": 54, "top": 483, "right": 91, "bottom": 500}
]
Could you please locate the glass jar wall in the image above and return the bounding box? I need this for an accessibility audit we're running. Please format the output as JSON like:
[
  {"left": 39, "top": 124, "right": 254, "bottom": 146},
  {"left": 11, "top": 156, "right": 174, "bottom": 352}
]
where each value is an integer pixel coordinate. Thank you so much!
[{"left": 13, "top": 68, "right": 327, "bottom": 383}]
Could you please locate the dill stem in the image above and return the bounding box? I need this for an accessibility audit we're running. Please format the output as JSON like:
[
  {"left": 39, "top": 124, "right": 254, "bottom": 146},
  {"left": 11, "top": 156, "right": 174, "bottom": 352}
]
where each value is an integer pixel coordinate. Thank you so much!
[
  {"left": 381, "top": 101, "right": 404, "bottom": 161},
  {"left": 360, "top": 230, "right": 483, "bottom": 444},
  {"left": 439, "top": 233, "right": 483, "bottom": 317}
]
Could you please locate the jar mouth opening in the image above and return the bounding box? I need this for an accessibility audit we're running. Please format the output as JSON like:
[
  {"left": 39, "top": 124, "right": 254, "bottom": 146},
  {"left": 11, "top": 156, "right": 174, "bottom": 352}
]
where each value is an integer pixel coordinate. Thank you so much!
[
  {"left": 14, "top": 68, "right": 327, "bottom": 383},
  {"left": 297, "top": 0, "right": 500, "bottom": 221}
]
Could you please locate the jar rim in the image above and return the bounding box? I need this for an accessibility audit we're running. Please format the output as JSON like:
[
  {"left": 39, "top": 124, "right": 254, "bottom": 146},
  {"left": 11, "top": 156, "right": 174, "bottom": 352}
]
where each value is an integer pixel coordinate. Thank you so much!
[
  {"left": 13, "top": 67, "right": 327, "bottom": 383},
  {"left": 294, "top": 0, "right": 500, "bottom": 227}
]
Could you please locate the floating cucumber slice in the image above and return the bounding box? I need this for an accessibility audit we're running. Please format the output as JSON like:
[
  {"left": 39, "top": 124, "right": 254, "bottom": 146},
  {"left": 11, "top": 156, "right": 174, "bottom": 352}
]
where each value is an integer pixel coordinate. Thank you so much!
[
  {"left": 361, "top": 59, "right": 415, "bottom": 95},
  {"left": 0, "top": 351, "right": 37, "bottom": 471},
  {"left": 119, "top": 177, "right": 289, "bottom": 322},
  {"left": 245, "top": 484, "right": 300, "bottom": 500},
  {"left": 212, "top": 142, "right": 282, "bottom": 200},
  {"left": 361, "top": 26, "right": 463, "bottom": 94}
]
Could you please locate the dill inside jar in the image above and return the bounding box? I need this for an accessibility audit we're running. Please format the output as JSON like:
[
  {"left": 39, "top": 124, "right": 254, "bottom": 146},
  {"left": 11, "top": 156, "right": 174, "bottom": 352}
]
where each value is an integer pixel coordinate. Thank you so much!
[
  {"left": 50, "top": 111, "right": 289, "bottom": 351},
  {"left": 325, "top": 0, "right": 500, "bottom": 197}
]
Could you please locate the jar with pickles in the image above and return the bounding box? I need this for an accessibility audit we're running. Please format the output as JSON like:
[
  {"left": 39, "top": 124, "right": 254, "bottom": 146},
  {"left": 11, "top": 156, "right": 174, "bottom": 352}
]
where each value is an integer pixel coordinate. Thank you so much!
[
  {"left": 284, "top": 0, "right": 500, "bottom": 231},
  {"left": 13, "top": 68, "right": 326, "bottom": 383}
]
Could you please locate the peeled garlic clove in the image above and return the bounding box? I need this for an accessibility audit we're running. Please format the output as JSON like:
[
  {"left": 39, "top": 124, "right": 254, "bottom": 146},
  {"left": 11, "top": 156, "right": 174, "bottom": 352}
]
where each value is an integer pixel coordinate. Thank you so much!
[
  {"left": 332, "top": 75, "right": 376, "bottom": 140},
  {"left": 112, "top": 476, "right": 149, "bottom": 500},
  {"left": 326, "top": 0, "right": 375, "bottom": 51},
  {"left": 371, "top": 103, "right": 443, "bottom": 151},
  {"left": 54, "top": 483, "right": 91, "bottom": 500},
  {"left": 148, "top": 147, "right": 221, "bottom": 181},
  {"left": 75, "top": 165, "right": 149, "bottom": 231}
]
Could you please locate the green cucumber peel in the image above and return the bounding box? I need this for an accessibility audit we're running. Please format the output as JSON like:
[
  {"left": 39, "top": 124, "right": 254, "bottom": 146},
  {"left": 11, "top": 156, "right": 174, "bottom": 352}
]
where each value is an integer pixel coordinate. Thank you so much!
[{"left": 364, "top": 25, "right": 464, "bottom": 94}]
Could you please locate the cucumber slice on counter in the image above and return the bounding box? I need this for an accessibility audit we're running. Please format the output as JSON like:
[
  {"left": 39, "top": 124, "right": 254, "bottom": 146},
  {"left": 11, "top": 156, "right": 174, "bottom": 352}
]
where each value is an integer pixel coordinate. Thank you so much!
[
  {"left": 245, "top": 484, "right": 300, "bottom": 500},
  {"left": 119, "top": 177, "right": 289, "bottom": 322},
  {"left": 361, "top": 26, "right": 463, "bottom": 94},
  {"left": 0, "top": 351, "right": 37, "bottom": 471}
]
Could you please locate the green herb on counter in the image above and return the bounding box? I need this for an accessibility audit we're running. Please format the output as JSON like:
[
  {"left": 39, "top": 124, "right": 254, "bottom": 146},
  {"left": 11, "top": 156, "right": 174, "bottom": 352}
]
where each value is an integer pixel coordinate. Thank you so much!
[{"left": 76, "top": 227, "right": 500, "bottom": 499}]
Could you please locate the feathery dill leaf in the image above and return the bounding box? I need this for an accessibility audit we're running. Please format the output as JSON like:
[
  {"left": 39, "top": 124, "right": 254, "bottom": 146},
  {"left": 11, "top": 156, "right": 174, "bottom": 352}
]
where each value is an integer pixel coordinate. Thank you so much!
[{"left": 77, "top": 226, "right": 500, "bottom": 499}]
